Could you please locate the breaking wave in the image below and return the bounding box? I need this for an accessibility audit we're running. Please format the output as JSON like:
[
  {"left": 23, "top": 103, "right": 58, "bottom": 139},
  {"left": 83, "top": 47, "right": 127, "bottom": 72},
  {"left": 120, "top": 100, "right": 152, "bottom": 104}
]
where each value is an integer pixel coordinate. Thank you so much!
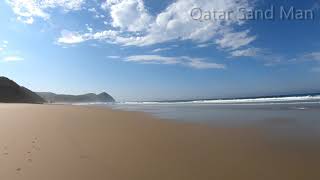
[{"left": 119, "top": 95, "right": 320, "bottom": 105}]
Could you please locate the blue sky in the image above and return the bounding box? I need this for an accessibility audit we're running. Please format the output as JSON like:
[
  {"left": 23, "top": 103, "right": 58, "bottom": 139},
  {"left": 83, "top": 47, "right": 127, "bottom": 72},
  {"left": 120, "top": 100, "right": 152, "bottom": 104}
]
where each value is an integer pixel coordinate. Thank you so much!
[{"left": 1, "top": 0, "right": 320, "bottom": 101}]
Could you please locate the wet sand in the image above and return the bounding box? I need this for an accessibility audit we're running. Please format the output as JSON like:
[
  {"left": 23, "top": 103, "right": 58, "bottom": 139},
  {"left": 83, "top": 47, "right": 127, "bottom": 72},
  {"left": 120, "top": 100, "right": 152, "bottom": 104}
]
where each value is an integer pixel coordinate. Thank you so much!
[{"left": 0, "top": 104, "right": 319, "bottom": 180}]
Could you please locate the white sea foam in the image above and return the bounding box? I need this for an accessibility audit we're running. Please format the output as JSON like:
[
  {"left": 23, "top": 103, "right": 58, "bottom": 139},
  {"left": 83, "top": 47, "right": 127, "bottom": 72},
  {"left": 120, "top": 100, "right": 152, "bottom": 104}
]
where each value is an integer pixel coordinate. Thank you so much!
[
  {"left": 71, "top": 102, "right": 115, "bottom": 106},
  {"left": 119, "top": 95, "right": 320, "bottom": 105},
  {"left": 192, "top": 95, "right": 320, "bottom": 104}
]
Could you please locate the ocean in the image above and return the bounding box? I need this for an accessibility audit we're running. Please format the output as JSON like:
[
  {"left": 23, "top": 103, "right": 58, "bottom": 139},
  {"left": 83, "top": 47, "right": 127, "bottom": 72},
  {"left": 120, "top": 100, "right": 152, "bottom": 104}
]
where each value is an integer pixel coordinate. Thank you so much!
[
  {"left": 76, "top": 94, "right": 320, "bottom": 139},
  {"left": 77, "top": 94, "right": 318, "bottom": 123}
]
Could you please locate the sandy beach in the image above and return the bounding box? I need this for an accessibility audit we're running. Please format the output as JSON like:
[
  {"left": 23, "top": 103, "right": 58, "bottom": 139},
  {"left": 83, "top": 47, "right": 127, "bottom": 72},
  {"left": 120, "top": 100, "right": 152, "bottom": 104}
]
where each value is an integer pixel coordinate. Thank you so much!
[{"left": 0, "top": 104, "right": 319, "bottom": 180}]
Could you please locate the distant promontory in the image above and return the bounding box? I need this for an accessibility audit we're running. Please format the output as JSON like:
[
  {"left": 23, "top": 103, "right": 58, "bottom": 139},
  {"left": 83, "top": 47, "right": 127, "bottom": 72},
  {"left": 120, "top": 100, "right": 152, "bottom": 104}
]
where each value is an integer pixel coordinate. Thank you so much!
[
  {"left": 0, "top": 76, "right": 115, "bottom": 104},
  {"left": 37, "top": 92, "right": 115, "bottom": 103}
]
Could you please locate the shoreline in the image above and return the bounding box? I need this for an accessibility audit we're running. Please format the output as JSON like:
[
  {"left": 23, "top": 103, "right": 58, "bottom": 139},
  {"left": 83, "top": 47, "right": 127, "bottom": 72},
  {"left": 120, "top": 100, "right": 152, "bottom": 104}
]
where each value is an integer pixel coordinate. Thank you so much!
[{"left": 0, "top": 104, "right": 319, "bottom": 179}]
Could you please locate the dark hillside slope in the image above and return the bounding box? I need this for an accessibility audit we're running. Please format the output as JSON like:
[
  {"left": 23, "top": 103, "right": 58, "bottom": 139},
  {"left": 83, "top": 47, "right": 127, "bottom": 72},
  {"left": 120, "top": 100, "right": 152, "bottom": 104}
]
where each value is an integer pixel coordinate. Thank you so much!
[{"left": 0, "top": 77, "right": 45, "bottom": 103}]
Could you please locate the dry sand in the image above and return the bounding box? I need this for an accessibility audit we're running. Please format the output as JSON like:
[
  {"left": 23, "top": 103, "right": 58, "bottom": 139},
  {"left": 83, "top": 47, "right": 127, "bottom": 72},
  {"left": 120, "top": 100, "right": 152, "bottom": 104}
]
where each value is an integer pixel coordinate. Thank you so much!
[{"left": 0, "top": 104, "right": 319, "bottom": 180}]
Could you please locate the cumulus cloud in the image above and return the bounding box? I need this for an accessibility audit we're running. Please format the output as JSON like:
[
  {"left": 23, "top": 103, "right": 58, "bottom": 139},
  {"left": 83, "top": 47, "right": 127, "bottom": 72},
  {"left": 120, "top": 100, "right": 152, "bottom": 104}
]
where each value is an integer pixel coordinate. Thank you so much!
[
  {"left": 57, "top": 31, "right": 86, "bottom": 44},
  {"left": 125, "top": 55, "right": 225, "bottom": 69},
  {"left": 121, "top": 0, "right": 254, "bottom": 47},
  {"left": 57, "top": 0, "right": 256, "bottom": 52},
  {"left": 6, "top": 0, "right": 85, "bottom": 24},
  {"left": 102, "top": 0, "right": 152, "bottom": 32}
]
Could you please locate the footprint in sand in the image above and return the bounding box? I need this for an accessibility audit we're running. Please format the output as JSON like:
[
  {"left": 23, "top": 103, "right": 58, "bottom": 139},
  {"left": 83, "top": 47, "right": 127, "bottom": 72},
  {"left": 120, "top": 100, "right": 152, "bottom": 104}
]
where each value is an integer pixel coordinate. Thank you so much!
[
  {"left": 26, "top": 152, "right": 33, "bottom": 163},
  {"left": 33, "top": 147, "right": 40, "bottom": 151},
  {"left": 2, "top": 147, "right": 9, "bottom": 156},
  {"left": 25, "top": 138, "right": 40, "bottom": 163},
  {"left": 32, "top": 137, "right": 38, "bottom": 145},
  {"left": 31, "top": 138, "right": 41, "bottom": 151}
]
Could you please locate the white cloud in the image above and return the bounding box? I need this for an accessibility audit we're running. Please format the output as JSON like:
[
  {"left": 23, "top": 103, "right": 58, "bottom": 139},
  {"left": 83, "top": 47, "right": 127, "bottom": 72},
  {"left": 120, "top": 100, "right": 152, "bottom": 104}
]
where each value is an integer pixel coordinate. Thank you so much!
[
  {"left": 152, "top": 48, "right": 171, "bottom": 53},
  {"left": 87, "top": 7, "right": 105, "bottom": 19},
  {"left": 88, "top": 7, "right": 96, "bottom": 12},
  {"left": 6, "top": 0, "right": 85, "bottom": 24},
  {"left": 187, "top": 59, "right": 225, "bottom": 69},
  {"left": 57, "top": 30, "right": 86, "bottom": 44},
  {"left": 102, "top": 0, "right": 152, "bottom": 32},
  {"left": 1, "top": 41, "right": 9, "bottom": 50},
  {"left": 216, "top": 30, "right": 256, "bottom": 50},
  {"left": 227, "top": 47, "right": 291, "bottom": 66},
  {"left": 126, "top": 55, "right": 180, "bottom": 64},
  {"left": 7, "top": 0, "right": 49, "bottom": 23},
  {"left": 107, "top": 56, "right": 121, "bottom": 59},
  {"left": 120, "top": 0, "right": 254, "bottom": 47},
  {"left": 2, "top": 56, "right": 24, "bottom": 62},
  {"left": 230, "top": 48, "right": 261, "bottom": 57},
  {"left": 303, "top": 52, "right": 320, "bottom": 61},
  {"left": 125, "top": 55, "right": 225, "bottom": 69},
  {"left": 86, "top": 24, "right": 93, "bottom": 33},
  {"left": 57, "top": 30, "right": 120, "bottom": 44},
  {"left": 40, "top": 0, "right": 84, "bottom": 10},
  {"left": 196, "top": 43, "right": 213, "bottom": 48},
  {"left": 58, "top": 0, "right": 256, "bottom": 53},
  {"left": 20, "top": 16, "right": 34, "bottom": 24}
]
